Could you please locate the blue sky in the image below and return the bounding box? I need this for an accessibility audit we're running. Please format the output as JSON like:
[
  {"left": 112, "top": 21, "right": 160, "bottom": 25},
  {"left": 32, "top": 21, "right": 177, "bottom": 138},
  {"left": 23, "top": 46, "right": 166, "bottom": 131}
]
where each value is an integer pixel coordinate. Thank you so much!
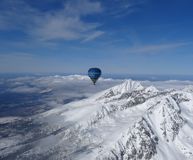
[{"left": 0, "top": 0, "right": 193, "bottom": 75}]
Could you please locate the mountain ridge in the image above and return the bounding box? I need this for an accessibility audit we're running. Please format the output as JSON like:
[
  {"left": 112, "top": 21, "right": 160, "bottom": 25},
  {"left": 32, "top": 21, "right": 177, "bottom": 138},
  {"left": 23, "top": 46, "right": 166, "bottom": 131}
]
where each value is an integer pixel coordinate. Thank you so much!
[
  {"left": 34, "top": 80, "right": 193, "bottom": 160},
  {"left": 1, "top": 79, "right": 193, "bottom": 160}
]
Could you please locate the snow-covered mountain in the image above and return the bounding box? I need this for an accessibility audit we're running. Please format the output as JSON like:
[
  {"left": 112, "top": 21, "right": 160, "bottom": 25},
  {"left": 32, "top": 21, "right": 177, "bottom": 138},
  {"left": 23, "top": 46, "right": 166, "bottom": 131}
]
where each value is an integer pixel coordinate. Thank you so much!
[{"left": 1, "top": 79, "right": 193, "bottom": 160}]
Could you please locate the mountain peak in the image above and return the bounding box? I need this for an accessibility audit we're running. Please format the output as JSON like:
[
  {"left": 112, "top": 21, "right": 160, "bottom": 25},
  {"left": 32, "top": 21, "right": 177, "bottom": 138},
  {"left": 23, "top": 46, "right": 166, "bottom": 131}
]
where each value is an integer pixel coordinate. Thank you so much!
[
  {"left": 97, "top": 79, "right": 144, "bottom": 100},
  {"left": 145, "top": 85, "right": 159, "bottom": 93},
  {"left": 113, "top": 80, "right": 144, "bottom": 94}
]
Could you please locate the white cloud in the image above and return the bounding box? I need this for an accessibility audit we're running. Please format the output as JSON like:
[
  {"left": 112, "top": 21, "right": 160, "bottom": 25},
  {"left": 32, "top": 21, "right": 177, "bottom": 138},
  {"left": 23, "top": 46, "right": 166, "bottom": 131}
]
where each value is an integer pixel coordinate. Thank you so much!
[
  {"left": 0, "top": 0, "right": 104, "bottom": 42},
  {"left": 33, "top": 0, "right": 104, "bottom": 41},
  {"left": 0, "top": 0, "right": 38, "bottom": 30},
  {"left": 127, "top": 42, "right": 192, "bottom": 54},
  {"left": 105, "top": 0, "right": 146, "bottom": 18},
  {"left": 9, "top": 86, "right": 40, "bottom": 93},
  {"left": 4, "top": 75, "right": 122, "bottom": 102},
  {"left": 82, "top": 31, "right": 104, "bottom": 42},
  {"left": 64, "top": 0, "right": 102, "bottom": 16},
  {"left": 34, "top": 16, "right": 101, "bottom": 41}
]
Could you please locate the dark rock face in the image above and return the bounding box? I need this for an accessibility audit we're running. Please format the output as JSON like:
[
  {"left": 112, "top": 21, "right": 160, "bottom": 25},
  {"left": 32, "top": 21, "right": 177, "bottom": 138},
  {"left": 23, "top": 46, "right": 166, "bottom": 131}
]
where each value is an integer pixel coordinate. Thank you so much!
[
  {"left": 158, "top": 96, "right": 185, "bottom": 142},
  {"left": 98, "top": 118, "right": 158, "bottom": 160}
]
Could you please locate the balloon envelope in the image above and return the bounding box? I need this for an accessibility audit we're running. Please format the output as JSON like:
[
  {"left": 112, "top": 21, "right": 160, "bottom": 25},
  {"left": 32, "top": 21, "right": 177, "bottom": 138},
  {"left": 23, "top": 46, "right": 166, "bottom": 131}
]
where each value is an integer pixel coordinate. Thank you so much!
[{"left": 88, "top": 68, "right": 101, "bottom": 85}]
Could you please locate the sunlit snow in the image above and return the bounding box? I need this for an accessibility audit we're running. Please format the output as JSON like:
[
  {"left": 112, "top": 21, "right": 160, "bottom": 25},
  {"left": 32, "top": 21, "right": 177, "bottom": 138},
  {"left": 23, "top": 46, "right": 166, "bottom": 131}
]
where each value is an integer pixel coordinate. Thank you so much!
[{"left": 1, "top": 75, "right": 193, "bottom": 160}]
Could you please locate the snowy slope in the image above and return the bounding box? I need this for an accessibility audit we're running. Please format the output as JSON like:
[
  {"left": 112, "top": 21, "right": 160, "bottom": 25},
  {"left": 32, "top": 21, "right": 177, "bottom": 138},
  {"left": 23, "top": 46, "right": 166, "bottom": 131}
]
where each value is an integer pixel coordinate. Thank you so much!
[{"left": 1, "top": 79, "right": 193, "bottom": 160}]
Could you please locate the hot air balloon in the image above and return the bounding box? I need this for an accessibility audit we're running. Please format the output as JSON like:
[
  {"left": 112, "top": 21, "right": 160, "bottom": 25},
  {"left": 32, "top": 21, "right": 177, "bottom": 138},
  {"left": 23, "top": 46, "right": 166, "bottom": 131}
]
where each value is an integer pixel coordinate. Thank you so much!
[{"left": 88, "top": 68, "right": 101, "bottom": 85}]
